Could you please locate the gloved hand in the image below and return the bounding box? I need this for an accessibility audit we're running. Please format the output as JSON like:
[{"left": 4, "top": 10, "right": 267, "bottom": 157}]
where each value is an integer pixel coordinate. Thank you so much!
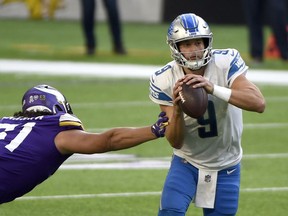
[{"left": 151, "top": 111, "right": 169, "bottom": 138}]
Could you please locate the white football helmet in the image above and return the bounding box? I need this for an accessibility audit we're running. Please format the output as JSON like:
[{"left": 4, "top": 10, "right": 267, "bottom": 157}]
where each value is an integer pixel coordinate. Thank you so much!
[{"left": 167, "top": 13, "right": 213, "bottom": 70}]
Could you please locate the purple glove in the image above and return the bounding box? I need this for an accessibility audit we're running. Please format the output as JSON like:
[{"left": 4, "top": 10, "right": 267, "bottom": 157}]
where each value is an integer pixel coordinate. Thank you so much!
[{"left": 151, "top": 111, "right": 169, "bottom": 138}]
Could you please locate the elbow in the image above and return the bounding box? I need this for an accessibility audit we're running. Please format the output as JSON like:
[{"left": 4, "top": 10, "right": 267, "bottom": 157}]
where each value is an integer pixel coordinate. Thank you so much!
[
  {"left": 172, "top": 143, "right": 183, "bottom": 149},
  {"left": 245, "top": 96, "right": 266, "bottom": 113},
  {"left": 167, "top": 133, "right": 185, "bottom": 149},
  {"left": 257, "top": 105, "right": 265, "bottom": 114},
  {"left": 256, "top": 98, "right": 266, "bottom": 113},
  {"left": 169, "top": 138, "right": 184, "bottom": 149}
]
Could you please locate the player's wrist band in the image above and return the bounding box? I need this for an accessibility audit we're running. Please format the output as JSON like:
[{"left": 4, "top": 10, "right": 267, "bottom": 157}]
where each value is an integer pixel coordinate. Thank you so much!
[{"left": 212, "top": 85, "right": 232, "bottom": 102}]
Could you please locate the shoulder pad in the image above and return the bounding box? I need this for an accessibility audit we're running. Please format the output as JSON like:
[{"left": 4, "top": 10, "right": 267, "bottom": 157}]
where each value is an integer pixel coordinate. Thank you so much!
[{"left": 59, "top": 113, "right": 83, "bottom": 128}]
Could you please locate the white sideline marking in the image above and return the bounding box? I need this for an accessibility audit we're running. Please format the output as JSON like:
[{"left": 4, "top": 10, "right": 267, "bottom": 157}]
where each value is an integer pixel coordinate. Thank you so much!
[
  {"left": 0, "top": 59, "right": 160, "bottom": 78},
  {"left": 16, "top": 187, "right": 288, "bottom": 201},
  {"left": 0, "top": 59, "right": 288, "bottom": 84}
]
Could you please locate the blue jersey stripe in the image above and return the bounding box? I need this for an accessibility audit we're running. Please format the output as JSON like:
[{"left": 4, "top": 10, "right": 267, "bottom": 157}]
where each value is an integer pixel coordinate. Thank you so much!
[
  {"left": 228, "top": 52, "right": 245, "bottom": 80},
  {"left": 149, "top": 83, "right": 172, "bottom": 102}
]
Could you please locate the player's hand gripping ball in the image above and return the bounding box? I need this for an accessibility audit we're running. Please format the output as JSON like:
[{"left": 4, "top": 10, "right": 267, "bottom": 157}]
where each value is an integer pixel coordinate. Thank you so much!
[{"left": 178, "top": 83, "right": 208, "bottom": 118}]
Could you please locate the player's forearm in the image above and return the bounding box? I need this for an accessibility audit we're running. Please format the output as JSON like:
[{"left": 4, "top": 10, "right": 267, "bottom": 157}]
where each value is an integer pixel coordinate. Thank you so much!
[
  {"left": 166, "top": 111, "right": 185, "bottom": 149},
  {"left": 108, "top": 127, "right": 156, "bottom": 151},
  {"left": 229, "top": 87, "right": 265, "bottom": 113},
  {"left": 220, "top": 75, "right": 266, "bottom": 113}
]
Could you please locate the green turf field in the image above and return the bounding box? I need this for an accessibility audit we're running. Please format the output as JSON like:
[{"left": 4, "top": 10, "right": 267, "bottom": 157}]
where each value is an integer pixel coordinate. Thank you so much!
[
  {"left": 0, "top": 74, "right": 287, "bottom": 216},
  {"left": 0, "top": 19, "right": 287, "bottom": 216}
]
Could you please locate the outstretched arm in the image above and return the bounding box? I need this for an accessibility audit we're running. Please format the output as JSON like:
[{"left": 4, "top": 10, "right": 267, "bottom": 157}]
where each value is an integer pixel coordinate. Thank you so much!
[{"left": 55, "top": 112, "right": 168, "bottom": 154}]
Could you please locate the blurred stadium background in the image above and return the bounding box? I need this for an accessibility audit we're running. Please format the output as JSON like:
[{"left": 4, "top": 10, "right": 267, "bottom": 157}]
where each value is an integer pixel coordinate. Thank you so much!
[
  {"left": 0, "top": 0, "right": 274, "bottom": 23},
  {"left": 0, "top": 1, "right": 287, "bottom": 216}
]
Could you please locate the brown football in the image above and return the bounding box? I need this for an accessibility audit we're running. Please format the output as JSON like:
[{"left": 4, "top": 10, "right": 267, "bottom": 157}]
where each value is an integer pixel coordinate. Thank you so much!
[{"left": 178, "top": 83, "right": 208, "bottom": 118}]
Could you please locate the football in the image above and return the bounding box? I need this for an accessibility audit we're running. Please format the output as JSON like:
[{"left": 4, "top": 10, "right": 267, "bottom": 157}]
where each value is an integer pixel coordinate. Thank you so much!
[{"left": 178, "top": 83, "right": 208, "bottom": 118}]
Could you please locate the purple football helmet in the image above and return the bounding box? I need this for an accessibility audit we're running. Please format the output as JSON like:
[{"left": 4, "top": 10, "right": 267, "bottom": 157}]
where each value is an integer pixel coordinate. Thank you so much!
[{"left": 22, "top": 84, "right": 73, "bottom": 114}]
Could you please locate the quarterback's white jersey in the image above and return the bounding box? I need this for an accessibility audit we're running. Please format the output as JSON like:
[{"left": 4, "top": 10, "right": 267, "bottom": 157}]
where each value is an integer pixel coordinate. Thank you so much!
[{"left": 149, "top": 48, "right": 248, "bottom": 171}]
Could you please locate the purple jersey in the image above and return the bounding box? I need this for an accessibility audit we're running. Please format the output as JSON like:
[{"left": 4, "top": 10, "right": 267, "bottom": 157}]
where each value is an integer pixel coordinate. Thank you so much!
[{"left": 0, "top": 113, "right": 83, "bottom": 204}]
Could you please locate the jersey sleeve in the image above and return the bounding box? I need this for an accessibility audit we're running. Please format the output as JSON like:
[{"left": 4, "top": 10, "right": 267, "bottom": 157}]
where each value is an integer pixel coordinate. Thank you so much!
[
  {"left": 149, "top": 64, "right": 174, "bottom": 106},
  {"left": 226, "top": 49, "right": 248, "bottom": 87},
  {"left": 213, "top": 49, "right": 248, "bottom": 87}
]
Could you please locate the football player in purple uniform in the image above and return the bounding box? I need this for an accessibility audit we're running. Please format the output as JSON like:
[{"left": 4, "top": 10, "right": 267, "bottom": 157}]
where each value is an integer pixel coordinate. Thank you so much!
[{"left": 0, "top": 84, "right": 168, "bottom": 204}]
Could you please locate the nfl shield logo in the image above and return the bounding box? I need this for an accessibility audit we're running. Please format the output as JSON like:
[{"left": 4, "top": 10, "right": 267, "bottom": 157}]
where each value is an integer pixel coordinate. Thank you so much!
[{"left": 204, "top": 175, "right": 211, "bottom": 183}]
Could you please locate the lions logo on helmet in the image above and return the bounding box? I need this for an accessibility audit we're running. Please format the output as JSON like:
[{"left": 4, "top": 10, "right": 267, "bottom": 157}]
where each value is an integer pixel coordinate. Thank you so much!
[{"left": 167, "top": 13, "right": 213, "bottom": 70}]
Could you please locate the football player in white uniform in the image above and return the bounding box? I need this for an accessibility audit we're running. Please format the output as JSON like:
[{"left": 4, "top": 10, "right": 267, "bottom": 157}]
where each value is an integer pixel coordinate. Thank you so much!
[{"left": 149, "top": 13, "right": 266, "bottom": 216}]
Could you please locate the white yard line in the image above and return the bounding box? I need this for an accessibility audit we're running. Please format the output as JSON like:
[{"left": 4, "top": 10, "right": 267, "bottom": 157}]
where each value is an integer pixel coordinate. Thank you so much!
[
  {"left": 243, "top": 122, "right": 288, "bottom": 129},
  {"left": 74, "top": 122, "right": 288, "bottom": 133},
  {"left": 0, "top": 96, "right": 287, "bottom": 111},
  {"left": 16, "top": 187, "right": 288, "bottom": 201},
  {"left": 17, "top": 191, "right": 162, "bottom": 201},
  {"left": 61, "top": 153, "right": 288, "bottom": 170}
]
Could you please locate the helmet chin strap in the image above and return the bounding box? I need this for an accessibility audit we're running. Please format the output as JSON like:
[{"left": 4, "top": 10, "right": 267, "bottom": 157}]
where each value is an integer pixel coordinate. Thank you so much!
[{"left": 185, "top": 59, "right": 203, "bottom": 70}]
